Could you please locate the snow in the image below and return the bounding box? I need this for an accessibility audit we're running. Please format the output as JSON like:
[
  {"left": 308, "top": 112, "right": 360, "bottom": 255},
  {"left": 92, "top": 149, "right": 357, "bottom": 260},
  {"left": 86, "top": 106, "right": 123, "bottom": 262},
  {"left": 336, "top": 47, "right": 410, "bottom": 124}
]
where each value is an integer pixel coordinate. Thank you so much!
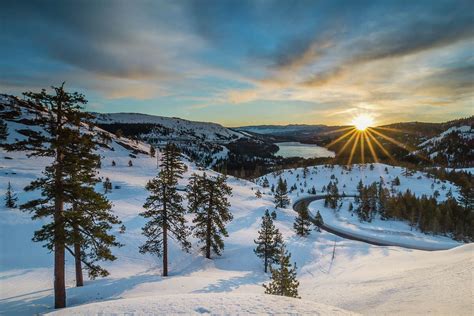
[
  {"left": 307, "top": 198, "right": 460, "bottom": 250},
  {"left": 47, "top": 293, "right": 357, "bottom": 315},
  {"left": 419, "top": 125, "right": 473, "bottom": 148},
  {"left": 1, "top": 107, "right": 472, "bottom": 315},
  {"left": 94, "top": 112, "right": 245, "bottom": 143},
  {"left": 258, "top": 164, "right": 463, "bottom": 250}
]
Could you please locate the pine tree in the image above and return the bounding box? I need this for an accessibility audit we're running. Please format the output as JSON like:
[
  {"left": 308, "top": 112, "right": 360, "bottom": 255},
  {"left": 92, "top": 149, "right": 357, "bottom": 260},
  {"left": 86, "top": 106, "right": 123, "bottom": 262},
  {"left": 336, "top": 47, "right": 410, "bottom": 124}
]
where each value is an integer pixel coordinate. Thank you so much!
[
  {"left": 16, "top": 84, "right": 102, "bottom": 308},
  {"left": 139, "top": 143, "right": 190, "bottom": 276},
  {"left": 187, "top": 172, "right": 233, "bottom": 259},
  {"left": 4, "top": 181, "right": 17, "bottom": 208},
  {"left": 103, "top": 177, "right": 112, "bottom": 193},
  {"left": 150, "top": 145, "right": 156, "bottom": 157},
  {"left": 457, "top": 184, "right": 473, "bottom": 211},
  {"left": 255, "top": 189, "right": 262, "bottom": 198},
  {"left": 0, "top": 118, "right": 8, "bottom": 143},
  {"left": 293, "top": 205, "right": 311, "bottom": 237},
  {"left": 313, "top": 211, "right": 324, "bottom": 232},
  {"left": 254, "top": 209, "right": 283, "bottom": 272},
  {"left": 128, "top": 160, "right": 133, "bottom": 167},
  {"left": 302, "top": 166, "right": 309, "bottom": 178},
  {"left": 378, "top": 181, "right": 389, "bottom": 219},
  {"left": 263, "top": 244, "right": 300, "bottom": 298},
  {"left": 274, "top": 177, "right": 289, "bottom": 208},
  {"left": 262, "top": 177, "right": 269, "bottom": 188},
  {"left": 63, "top": 131, "right": 123, "bottom": 287}
]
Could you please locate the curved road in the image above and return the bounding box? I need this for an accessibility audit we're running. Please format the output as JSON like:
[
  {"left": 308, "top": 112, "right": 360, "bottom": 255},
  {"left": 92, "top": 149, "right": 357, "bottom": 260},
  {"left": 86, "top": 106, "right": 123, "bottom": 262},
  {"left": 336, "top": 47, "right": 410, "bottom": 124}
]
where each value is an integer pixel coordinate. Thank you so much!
[{"left": 293, "top": 195, "right": 456, "bottom": 251}]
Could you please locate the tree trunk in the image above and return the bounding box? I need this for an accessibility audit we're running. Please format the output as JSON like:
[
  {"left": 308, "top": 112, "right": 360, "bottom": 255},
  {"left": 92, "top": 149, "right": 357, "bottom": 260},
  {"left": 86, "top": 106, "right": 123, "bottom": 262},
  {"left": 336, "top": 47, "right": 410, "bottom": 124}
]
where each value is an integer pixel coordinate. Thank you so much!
[
  {"left": 73, "top": 224, "right": 84, "bottom": 287},
  {"left": 54, "top": 199, "right": 66, "bottom": 308},
  {"left": 162, "top": 186, "right": 168, "bottom": 276},
  {"left": 264, "top": 254, "right": 268, "bottom": 273},
  {"left": 163, "top": 222, "right": 168, "bottom": 276},
  {"left": 54, "top": 97, "right": 66, "bottom": 309},
  {"left": 206, "top": 187, "right": 213, "bottom": 259}
]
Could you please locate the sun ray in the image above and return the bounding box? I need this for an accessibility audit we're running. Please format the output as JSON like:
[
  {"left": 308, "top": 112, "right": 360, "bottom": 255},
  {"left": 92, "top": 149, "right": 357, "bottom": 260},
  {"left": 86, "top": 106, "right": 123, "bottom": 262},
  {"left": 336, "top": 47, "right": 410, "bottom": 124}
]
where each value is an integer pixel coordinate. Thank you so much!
[
  {"left": 368, "top": 128, "right": 411, "bottom": 151},
  {"left": 364, "top": 131, "right": 379, "bottom": 163},
  {"left": 321, "top": 126, "right": 354, "bottom": 135},
  {"left": 327, "top": 128, "right": 357, "bottom": 148},
  {"left": 374, "top": 126, "right": 419, "bottom": 135},
  {"left": 366, "top": 129, "right": 396, "bottom": 163},
  {"left": 348, "top": 132, "right": 361, "bottom": 165},
  {"left": 368, "top": 128, "right": 433, "bottom": 162},
  {"left": 337, "top": 129, "right": 358, "bottom": 157},
  {"left": 360, "top": 131, "right": 365, "bottom": 164}
]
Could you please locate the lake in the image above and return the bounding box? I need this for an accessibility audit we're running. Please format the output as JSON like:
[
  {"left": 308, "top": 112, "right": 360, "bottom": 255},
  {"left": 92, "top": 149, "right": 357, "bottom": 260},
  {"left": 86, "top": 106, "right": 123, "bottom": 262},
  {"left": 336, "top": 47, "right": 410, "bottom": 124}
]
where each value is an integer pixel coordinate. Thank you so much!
[{"left": 276, "top": 142, "right": 335, "bottom": 159}]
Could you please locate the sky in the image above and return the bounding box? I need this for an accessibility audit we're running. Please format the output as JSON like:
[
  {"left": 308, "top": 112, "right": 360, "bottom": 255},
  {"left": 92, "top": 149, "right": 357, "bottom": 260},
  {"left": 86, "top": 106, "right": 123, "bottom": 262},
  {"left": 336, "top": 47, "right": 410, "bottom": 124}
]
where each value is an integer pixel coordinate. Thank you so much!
[{"left": 1, "top": 0, "right": 473, "bottom": 127}]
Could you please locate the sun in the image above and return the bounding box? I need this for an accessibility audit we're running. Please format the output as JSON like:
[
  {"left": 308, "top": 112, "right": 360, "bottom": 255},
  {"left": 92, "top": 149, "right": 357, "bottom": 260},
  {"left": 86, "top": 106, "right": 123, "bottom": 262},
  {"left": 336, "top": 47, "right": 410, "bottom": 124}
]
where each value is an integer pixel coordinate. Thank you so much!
[{"left": 352, "top": 114, "right": 374, "bottom": 131}]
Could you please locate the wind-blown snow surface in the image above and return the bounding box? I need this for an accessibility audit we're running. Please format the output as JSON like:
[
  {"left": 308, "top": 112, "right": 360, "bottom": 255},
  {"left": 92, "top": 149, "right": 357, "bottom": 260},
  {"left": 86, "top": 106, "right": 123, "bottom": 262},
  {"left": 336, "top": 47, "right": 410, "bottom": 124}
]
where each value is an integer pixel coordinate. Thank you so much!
[
  {"left": 47, "top": 293, "right": 356, "bottom": 315},
  {"left": 0, "top": 120, "right": 472, "bottom": 315}
]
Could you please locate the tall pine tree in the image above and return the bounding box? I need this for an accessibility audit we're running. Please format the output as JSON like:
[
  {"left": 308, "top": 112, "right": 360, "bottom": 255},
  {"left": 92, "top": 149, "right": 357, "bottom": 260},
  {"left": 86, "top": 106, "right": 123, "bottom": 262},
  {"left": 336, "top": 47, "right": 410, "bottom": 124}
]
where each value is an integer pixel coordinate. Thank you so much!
[
  {"left": 139, "top": 143, "right": 190, "bottom": 276},
  {"left": 263, "top": 244, "right": 300, "bottom": 298},
  {"left": 16, "top": 84, "right": 98, "bottom": 308},
  {"left": 254, "top": 209, "right": 283, "bottom": 272},
  {"left": 187, "top": 172, "right": 233, "bottom": 259},
  {"left": 274, "top": 177, "right": 289, "bottom": 208}
]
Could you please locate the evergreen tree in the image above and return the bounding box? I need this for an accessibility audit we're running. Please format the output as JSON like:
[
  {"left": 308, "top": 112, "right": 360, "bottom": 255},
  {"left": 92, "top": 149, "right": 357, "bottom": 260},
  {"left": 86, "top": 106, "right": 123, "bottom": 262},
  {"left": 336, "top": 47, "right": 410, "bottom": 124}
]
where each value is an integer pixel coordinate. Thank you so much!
[
  {"left": 4, "top": 181, "right": 17, "bottom": 208},
  {"left": 149, "top": 145, "right": 156, "bottom": 157},
  {"left": 274, "top": 177, "right": 289, "bottom": 208},
  {"left": 313, "top": 211, "right": 324, "bottom": 232},
  {"left": 139, "top": 143, "right": 190, "bottom": 276},
  {"left": 255, "top": 189, "right": 262, "bottom": 198},
  {"left": 293, "top": 205, "right": 311, "bottom": 237},
  {"left": 254, "top": 209, "right": 283, "bottom": 272},
  {"left": 263, "top": 244, "right": 300, "bottom": 298},
  {"left": 377, "top": 181, "right": 388, "bottom": 219},
  {"left": 187, "top": 172, "right": 233, "bottom": 259},
  {"left": 103, "top": 177, "right": 112, "bottom": 193},
  {"left": 128, "top": 160, "right": 133, "bottom": 167},
  {"left": 64, "top": 132, "right": 123, "bottom": 287},
  {"left": 457, "top": 184, "right": 473, "bottom": 211},
  {"left": 0, "top": 118, "right": 8, "bottom": 143},
  {"left": 302, "top": 166, "right": 309, "bottom": 178},
  {"left": 262, "top": 177, "right": 269, "bottom": 188},
  {"left": 16, "top": 84, "right": 109, "bottom": 308}
]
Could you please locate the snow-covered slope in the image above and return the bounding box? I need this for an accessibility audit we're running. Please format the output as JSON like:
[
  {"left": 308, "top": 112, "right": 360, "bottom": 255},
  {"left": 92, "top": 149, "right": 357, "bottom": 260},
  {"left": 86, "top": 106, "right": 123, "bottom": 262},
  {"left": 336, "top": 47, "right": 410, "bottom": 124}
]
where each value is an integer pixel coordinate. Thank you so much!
[
  {"left": 0, "top": 98, "right": 472, "bottom": 315},
  {"left": 94, "top": 112, "right": 245, "bottom": 143},
  {"left": 257, "top": 164, "right": 463, "bottom": 249},
  {"left": 415, "top": 125, "right": 474, "bottom": 167}
]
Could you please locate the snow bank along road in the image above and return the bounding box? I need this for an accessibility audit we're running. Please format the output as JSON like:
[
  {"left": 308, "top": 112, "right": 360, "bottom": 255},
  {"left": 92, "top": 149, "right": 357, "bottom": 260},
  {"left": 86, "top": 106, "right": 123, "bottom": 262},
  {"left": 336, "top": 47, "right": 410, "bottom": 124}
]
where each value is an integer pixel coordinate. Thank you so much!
[{"left": 293, "top": 196, "right": 458, "bottom": 251}]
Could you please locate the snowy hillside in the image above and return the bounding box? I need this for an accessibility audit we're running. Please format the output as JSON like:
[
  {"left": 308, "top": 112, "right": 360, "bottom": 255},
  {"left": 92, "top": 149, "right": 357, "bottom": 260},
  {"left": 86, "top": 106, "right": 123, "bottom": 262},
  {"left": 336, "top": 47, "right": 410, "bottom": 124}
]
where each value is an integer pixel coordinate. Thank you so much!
[
  {"left": 94, "top": 112, "right": 244, "bottom": 143},
  {"left": 415, "top": 125, "right": 474, "bottom": 167},
  {"left": 257, "top": 164, "right": 464, "bottom": 249}
]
